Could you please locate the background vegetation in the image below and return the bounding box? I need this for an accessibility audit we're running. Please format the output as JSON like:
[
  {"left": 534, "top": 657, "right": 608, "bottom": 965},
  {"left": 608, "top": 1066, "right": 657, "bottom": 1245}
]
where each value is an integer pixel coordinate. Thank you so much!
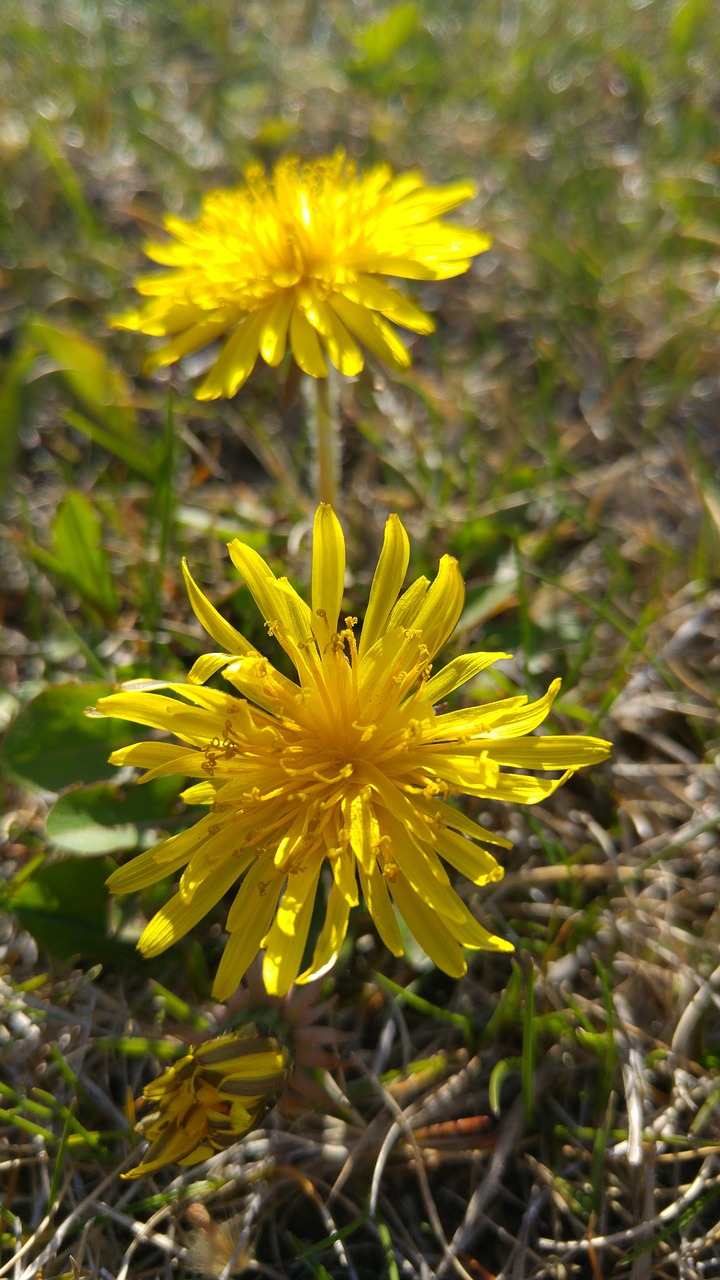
[{"left": 1, "top": 2, "right": 719, "bottom": 1278}]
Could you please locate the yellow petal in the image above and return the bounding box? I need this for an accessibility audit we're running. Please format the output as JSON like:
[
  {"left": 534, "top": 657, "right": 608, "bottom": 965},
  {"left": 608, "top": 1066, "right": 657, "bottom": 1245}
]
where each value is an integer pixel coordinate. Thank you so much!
[
  {"left": 347, "top": 792, "right": 380, "bottom": 876},
  {"left": 435, "top": 825, "right": 504, "bottom": 887},
  {"left": 143, "top": 314, "right": 231, "bottom": 373},
  {"left": 442, "top": 898, "right": 514, "bottom": 953},
  {"left": 259, "top": 292, "right": 295, "bottom": 365},
  {"left": 123, "top": 1125, "right": 194, "bottom": 1179},
  {"left": 423, "top": 651, "right": 510, "bottom": 705},
  {"left": 106, "top": 826, "right": 201, "bottom": 895},
  {"left": 393, "top": 180, "right": 479, "bottom": 221},
  {"left": 138, "top": 854, "right": 244, "bottom": 957},
  {"left": 435, "top": 765, "right": 576, "bottom": 805},
  {"left": 358, "top": 514, "right": 410, "bottom": 658},
  {"left": 212, "top": 868, "right": 284, "bottom": 1002},
  {"left": 357, "top": 624, "right": 408, "bottom": 706},
  {"left": 352, "top": 254, "right": 438, "bottom": 281},
  {"left": 223, "top": 588, "right": 314, "bottom": 693},
  {"left": 227, "top": 538, "right": 313, "bottom": 663},
  {"left": 330, "top": 294, "right": 411, "bottom": 372},
  {"left": 182, "top": 559, "right": 258, "bottom": 658},
  {"left": 179, "top": 834, "right": 254, "bottom": 901},
  {"left": 431, "top": 797, "right": 512, "bottom": 850},
  {"left": 111, "top": 299, "right": 201, "bottom": 336},
  {"left": 335, "top": 277, "right": 434, "bottom": 334},
  {"left": 385, "top": 575, "right": 430, "bottom": 630},
  {"left": 297, "top": 880, "right": 351, "bottom": 983},
  {"left": 186, "top": 652, "right": 239, "bottom": 686},
  {"left": 273, "top": 806, "right": 316, "bottom": 873},
  {"left": 482, "top": 735, "right": 611, "bottom": 769},
  {"left": 311, "top": 504, "right": 346, "bottom": 646},
  {"left": 363, "top": 764, "right": 436, "bottom": 851},
  {"left": 95, "top": 691, "right": 220, "bottom": 743},
  {"left": 327, "top": 833, "right": 359, "bottom": 907},
  {"left": 196, "top": 312, "right": 264, "bottom": 400},
  {"left": 289, "top": 307, "right": 328, "bottom": 378},
  {"left": 223, "top": 653, "right": 298, "bottom": 713},
  {"left": 108, "top": 740, "right": 203, "bottom": 779},
  {"left": 357, "top": 862, "right": 403, "bottom": 956},
  {"left": 302, "top": 290, "right": 364, "bottom": 377},
  {"left": 178, "top": 1143, "right": 216, "bottom": 1166},
  {"left": 434, "top": 679, "right": 561, "bottom": 740},
  {"left": 411, "top": 554, "right": 465, "bottom": 658},
  {"left": 180, "top": 781, "right": 220, "bottom": 805},
  {"left": 263, "top": 861, "right": 322, "bottom": 997},
  {"left": 381, "top": 813, "right": 467, "bottom": 923},
  {"left": 430, "top": 697, "right": 524, "bottom": 740},
  {"left": 389, "top": 873, "right": 467, "bottom": 977},
  {"left": 134, "top": 268, "right": 191, "bottom": 296}
]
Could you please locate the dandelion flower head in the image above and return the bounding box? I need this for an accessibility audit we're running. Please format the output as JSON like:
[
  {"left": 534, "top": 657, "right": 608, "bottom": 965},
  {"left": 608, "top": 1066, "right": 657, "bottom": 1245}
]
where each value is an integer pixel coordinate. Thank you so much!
[
  {"left": 124, "top": 1027, "right": 291, "bottom": 1179},
  {"left": 94, "top": 507, "right": 611, "bottom": 998},
  {"left": 112, "top": 151, "right": 490, "bottom": 398}
]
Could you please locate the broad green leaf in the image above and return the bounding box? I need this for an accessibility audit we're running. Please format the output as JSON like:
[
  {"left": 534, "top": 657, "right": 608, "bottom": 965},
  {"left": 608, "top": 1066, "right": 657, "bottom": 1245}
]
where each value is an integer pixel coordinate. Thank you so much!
[
  {"left": 0, "top": 683, "right": 141, "bottom": 792},
  {"left": 46, "top": 776, "right": 184, "bottom": 856},
  {"left": 27, "top": 318, "right": 136, "bottom": 436},
  {"left": 7, "top": 857, "right": 139, "bottom": 965}
]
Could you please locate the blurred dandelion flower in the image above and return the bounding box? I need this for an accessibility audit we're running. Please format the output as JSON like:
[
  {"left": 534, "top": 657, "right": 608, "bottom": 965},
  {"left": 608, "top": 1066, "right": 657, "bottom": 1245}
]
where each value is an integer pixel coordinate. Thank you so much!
[
  {"left": 124, "top": 1026, "right": 291, "bottom": 1180},
  {"left": 111, "top": 151, "right": 490, "bottom": 399},
  {"left": 94, "top": 506, "right": 611, "bottom": 998}
]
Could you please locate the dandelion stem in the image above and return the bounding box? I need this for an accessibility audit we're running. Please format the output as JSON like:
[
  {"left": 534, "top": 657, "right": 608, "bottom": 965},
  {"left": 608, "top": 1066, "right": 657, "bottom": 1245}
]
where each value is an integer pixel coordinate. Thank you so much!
[{"left": 310, "top": 373, "right": 341, "bottom": 508}]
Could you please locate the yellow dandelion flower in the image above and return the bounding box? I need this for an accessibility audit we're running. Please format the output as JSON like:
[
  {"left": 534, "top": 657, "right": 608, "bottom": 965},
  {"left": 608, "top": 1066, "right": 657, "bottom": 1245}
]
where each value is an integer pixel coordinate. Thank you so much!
[
  {"left": 93, "top": 507, "right": 611, "bottom": 998},
  {"left": 123, "top": 1026, "right": 291, "bottom": 1180},
  {"left": 111, "top": 151, "right": 490, "bottom": 399}
]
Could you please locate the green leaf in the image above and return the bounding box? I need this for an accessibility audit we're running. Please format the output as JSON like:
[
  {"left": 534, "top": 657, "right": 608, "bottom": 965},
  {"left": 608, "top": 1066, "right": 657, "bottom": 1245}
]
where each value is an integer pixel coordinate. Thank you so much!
[
  {"left": 351, "top": 3, "right": 419, "bottom": 68},
  {"left": 484, "top": 960, "right": 523, "bottom": 1039},
  {"left": 46, "top": 776, "right": 184, "bottom": 856},
  {"left": 488, "top": 1056, "right": 521, "bottom": 1116},
  {"left": 374, "top": 971, "right": 473, "bottom": 1043},
  {"left": 55, "top": 491, "right": 118, "bottom": 617},
  {"left": 0, "top": 348, "right": 35, "bottom": 501},
  {"left": 26, "top": 490, "right": 118, "bottom": 620},
  {"left": 27, "top": 317, "right": 137, "bottom": 436},
  {"left": 6, "top": 856, "right": 136, "bottom": 965},
  {"left": 0, "top": 683, "right": 141, "bottom": 792},
  {"left": 64, "top": 409, "right": 160, "bottom": 481},
  {"left": 670, "top": 0, "right": 709, "bottom": 53},
  {"left": 576, "top": 1028, "right": 613, "bottom": 1055},
  {"left": 31, "top": 119, "right": 102, "bottom": 241}
]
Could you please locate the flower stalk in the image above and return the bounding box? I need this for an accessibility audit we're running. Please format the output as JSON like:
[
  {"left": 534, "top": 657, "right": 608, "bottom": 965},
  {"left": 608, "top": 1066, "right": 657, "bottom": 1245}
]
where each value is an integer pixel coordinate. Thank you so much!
[{"left": 309, "top": 372, "right": 341, "bottom": 508}]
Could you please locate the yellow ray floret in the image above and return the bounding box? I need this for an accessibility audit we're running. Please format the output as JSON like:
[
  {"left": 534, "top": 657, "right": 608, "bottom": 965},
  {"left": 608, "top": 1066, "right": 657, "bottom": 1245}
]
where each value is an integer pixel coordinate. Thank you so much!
[
  {"left": 111, "top": 151, "right": 491, "bottom": 398},
  {"left": 92, "top": 507, "right": 611, "bottom": 998}
]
